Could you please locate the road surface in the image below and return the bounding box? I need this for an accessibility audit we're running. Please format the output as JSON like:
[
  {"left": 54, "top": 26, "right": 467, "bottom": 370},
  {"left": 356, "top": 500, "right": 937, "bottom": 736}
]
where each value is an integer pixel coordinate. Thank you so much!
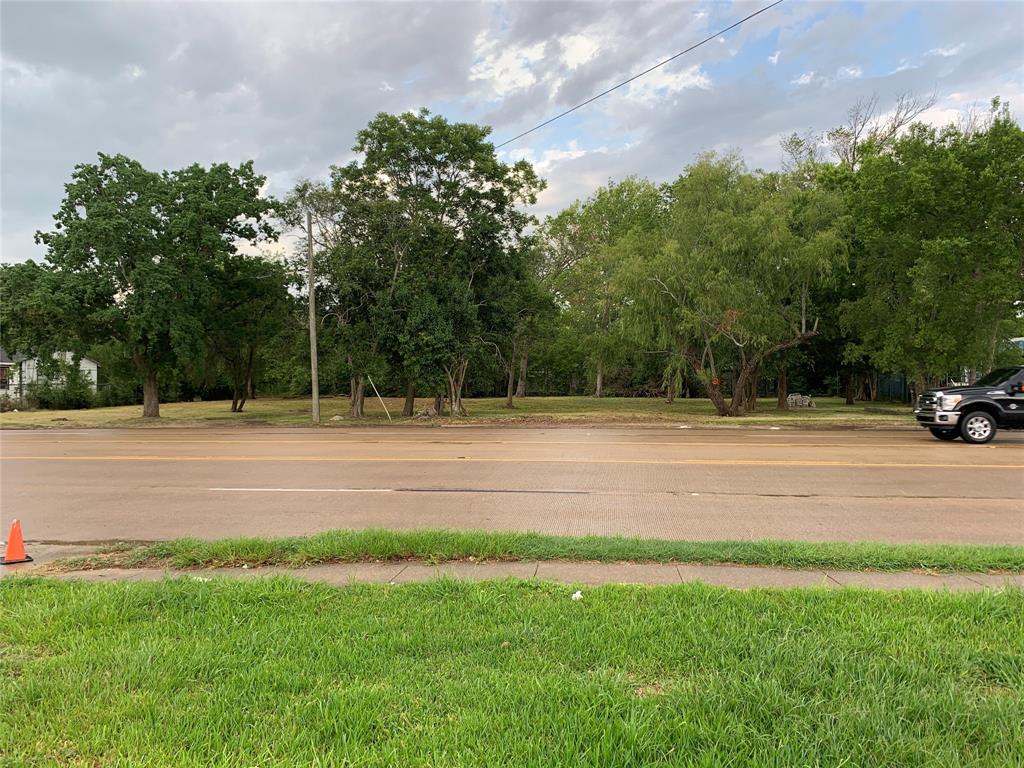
[{"left": 1, "top": 426, "right": 1021, "bottom": 545}]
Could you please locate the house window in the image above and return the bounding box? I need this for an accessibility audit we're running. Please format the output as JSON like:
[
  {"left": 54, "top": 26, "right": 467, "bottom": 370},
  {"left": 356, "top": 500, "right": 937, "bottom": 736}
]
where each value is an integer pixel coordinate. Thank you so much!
[{"left": 0, "top": 367, "right": 9, "bottom": 390}]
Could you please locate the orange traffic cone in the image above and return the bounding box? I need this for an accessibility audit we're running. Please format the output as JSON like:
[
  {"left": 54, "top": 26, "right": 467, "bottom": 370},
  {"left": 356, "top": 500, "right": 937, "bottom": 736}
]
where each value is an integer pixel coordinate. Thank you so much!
[{"left": 1, "top": 519, "right": 32, "bottom": 565}]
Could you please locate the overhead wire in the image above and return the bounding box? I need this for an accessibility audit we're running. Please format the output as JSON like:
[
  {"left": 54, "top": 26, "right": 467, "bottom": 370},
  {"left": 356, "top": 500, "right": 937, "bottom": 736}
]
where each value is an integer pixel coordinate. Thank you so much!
[{"left": 495, "top": 0, "right": 786, "bottom": 149}]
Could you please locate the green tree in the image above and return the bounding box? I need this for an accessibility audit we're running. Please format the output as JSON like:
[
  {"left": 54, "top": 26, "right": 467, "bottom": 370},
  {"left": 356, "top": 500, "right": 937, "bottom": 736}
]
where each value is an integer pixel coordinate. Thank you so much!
[
  {"left": 291, "top": 110, "right": 544, "bottom": 417},
  {"left": 206, "top": 255, "right": 294, "bottom": 412},
  {"left": 842, "top": 100, "right": 1024, "bottom": 391},
  {"left": 21, "top": 154, "right": 276, "bottom": 417},
  {"left": 620, "top": 154, "right": 846, "bottom": 416},
  {"left": 543, "top": 178, "right": 663, "bottom": 396}
]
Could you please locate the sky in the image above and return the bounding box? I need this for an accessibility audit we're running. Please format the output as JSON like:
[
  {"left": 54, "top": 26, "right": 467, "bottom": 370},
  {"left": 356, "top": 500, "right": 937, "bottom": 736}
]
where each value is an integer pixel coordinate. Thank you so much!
[{"left": 2, "top": 0, "right": 1022, "bottom": 262}]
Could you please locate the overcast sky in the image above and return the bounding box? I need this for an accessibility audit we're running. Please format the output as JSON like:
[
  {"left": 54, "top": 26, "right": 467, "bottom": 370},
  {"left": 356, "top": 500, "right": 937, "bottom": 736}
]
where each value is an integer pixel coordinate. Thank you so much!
[{"left": 2, "top": 0, "right": 1021, "bottom": 262}]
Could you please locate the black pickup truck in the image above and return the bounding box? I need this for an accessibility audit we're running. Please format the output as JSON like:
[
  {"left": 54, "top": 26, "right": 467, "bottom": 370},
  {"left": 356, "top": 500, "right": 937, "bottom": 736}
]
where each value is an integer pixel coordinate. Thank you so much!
[{"left": 914, "top": 366, "right": 1024, "bottom": 443}]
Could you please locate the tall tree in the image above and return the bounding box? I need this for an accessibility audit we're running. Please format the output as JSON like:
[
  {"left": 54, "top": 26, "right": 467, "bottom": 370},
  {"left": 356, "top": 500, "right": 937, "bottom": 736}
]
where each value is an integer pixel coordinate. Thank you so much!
[
  {"left": 206, "top": 255, "right": 293, "bottom": 412},
  {"left": 543, "top": 178, "right": 663, "bottom": 397},
  {"left": 291, "top": 109, "right": 543, "bottom": 416},
  {"left": 27, "top": 154, "right": 276, "bottom": 417},
  {"left": 841, "top": 100, "right": 1024, "bottom": 391},
  {"left": 620, "top": 154, "right": 846, "bottom": 416}
]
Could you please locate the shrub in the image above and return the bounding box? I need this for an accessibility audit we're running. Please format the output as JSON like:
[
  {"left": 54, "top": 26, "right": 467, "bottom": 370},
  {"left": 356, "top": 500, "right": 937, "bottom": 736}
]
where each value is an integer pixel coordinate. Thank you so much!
[{"left": 27, "top": 358, "right": 95, "bottom": 410}]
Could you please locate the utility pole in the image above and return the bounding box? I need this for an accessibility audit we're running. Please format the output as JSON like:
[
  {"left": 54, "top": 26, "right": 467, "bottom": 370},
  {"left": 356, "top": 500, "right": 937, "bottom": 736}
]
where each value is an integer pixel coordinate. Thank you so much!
[{"left": 306, "top": 210, "right": 320, "bottom": 424}]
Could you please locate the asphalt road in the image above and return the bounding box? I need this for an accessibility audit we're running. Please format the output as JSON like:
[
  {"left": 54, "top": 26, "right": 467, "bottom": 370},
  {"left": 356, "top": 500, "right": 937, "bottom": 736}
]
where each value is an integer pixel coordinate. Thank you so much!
[{"left": 1, "top": 426, "right": 1022, "bottom": 545}]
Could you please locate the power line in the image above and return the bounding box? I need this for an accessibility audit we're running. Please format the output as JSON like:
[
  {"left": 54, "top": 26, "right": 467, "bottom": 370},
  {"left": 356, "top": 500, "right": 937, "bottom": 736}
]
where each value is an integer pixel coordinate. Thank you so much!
[{"left": 495, "top": 0, "right": 786, "bottom": 149}]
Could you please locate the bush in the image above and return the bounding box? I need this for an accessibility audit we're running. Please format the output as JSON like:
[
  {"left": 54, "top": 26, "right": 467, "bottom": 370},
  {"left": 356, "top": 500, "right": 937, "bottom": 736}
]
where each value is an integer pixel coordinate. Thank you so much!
[{"left": 26, "top": 358, "right": 95, "bottom": 410}]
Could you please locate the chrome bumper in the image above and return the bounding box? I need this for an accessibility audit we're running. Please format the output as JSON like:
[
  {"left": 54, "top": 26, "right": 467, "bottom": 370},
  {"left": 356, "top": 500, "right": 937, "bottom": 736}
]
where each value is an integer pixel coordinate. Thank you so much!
[{"left": 914, "top": 409, "right": 961, "bottom": 428}]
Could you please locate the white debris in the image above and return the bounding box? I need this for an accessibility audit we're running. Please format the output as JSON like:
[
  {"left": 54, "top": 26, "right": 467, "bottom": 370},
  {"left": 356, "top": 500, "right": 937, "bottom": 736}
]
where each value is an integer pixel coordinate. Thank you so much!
[
  {"left": 191, "top": 576, "right": 211, "bottom": 582},
  {"left": 571, "top": 590, "right": 583, "bottom": 601}
]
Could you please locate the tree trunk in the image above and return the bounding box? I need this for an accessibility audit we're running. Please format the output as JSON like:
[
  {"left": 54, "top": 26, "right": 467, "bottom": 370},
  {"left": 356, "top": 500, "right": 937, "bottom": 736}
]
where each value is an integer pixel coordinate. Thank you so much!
[
  {"left": 594, "top": 363, "right": 604, "bottom": 398},
  {"left": 434, "top": 393, "right": 444, "bottom": 416},
  {"left": 402, "top": 381, "right": 416, "bottom": 417},
  {"left": 729, "top": 366, "right": 752, "bottom": 416},
  {"left": 142, "top": 367, "right": 160, "bottom": 418},
  {"left": 665, "top": 372, "right": 675, "bottom": 404},
  {"left": 706, "top": 380, "right": 731, "bottom": 416},
  {"left": 742, "top": 364, "right": 760, "bottom": 413},
  {"left": 505, "top": 358, "right": 516, "bottom": 409},
  {"left": 235, "top": 348, "right": 254, "bottom": 413},
  {"left": 348, "top": 356, "right": 356, "bottom": 406},
  {"left": 515, "top": 351, "right": 528, "bottom": 398},
  {"left": 349, "top": 376, "right": 365, "bottom": 417},
  {"left": 777, "top": 357, "right": 788, "bottom": 410},
  {"left": 445, "top": 358, "right": 469, "bottom": 417},
  {"left": 845, "top": 371, "right": 856, "bottom": 406}
]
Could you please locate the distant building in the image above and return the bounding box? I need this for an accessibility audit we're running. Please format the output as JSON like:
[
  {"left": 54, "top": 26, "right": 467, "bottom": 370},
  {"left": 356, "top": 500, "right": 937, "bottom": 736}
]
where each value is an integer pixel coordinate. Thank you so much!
[{"left": 0, "top": 348, "right": 99, "bottom": 399}]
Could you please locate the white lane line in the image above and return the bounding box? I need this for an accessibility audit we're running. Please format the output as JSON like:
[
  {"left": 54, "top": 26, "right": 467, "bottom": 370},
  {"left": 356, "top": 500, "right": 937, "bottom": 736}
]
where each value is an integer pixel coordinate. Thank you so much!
[{"left": 209, "top": 487, "right": 394, "bottom": 493}]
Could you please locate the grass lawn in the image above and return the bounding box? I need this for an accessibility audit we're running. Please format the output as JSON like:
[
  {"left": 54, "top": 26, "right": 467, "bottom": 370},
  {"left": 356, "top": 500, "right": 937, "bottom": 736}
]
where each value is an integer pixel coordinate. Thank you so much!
[
  {"left": 1, "top": 577, "right": 1020, "bottom": 767},
  {"left": 55, "top": 529, "right": 1024, "bottom": 573},
  {"left": 0, "top": 394, "right": 912, "bottom": 429}
]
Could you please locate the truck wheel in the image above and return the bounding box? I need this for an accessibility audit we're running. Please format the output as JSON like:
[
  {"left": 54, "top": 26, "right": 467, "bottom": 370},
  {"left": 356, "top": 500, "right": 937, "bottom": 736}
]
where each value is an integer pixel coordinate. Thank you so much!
[
  {"left": 929, "top": 428, "right": 959, "bottom": 441},
  {"left": 959, "top": 412, "right": 997, "bottom": 444}
]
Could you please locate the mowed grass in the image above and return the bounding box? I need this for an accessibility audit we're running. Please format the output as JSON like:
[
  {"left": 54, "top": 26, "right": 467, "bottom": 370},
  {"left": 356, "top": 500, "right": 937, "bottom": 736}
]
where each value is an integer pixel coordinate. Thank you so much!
[
  {"left": 0, "top": 394, "right": 911, "bottom": 429},
  {"left": 1, "top": 577, "right": 1020, "bottom": 767},
  {"left": 61, "top": 529, "right": 1024, "bottom": 573}
]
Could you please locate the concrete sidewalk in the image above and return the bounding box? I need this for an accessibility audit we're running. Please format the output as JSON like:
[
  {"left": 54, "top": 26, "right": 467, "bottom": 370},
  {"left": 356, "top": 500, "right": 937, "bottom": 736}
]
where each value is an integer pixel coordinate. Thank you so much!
[{"left": 4, "top": 547, "right": 1020, "bottom": 591}]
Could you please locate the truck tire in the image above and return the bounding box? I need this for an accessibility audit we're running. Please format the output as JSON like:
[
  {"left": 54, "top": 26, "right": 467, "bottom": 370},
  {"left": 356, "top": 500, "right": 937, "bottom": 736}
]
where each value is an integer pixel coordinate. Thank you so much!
[
  {"left": 959, "top": 411, "right": 997, "bottom": 444},
  {"left": 929, "top": 428, "right": 959, "bottom": 441}
]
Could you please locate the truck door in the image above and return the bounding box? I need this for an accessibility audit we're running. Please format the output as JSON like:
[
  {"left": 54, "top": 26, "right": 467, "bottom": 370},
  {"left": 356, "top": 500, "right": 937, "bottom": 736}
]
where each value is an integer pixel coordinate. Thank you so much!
[{"left": 995, "top": 371, "right": 1024, "bottom": 427}]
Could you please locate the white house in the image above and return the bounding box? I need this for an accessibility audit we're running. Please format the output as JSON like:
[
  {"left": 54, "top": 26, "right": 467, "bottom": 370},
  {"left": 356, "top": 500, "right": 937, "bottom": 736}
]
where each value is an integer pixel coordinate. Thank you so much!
[{"left": 0, "top": 348, "right": 99, "bottom": 399}]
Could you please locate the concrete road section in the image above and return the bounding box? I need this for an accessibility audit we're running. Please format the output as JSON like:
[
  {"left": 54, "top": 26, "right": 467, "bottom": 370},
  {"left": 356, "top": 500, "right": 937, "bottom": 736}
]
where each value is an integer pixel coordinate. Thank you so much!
[{"left": 1, "top": 426, "right": 1021, "bottom": 545}]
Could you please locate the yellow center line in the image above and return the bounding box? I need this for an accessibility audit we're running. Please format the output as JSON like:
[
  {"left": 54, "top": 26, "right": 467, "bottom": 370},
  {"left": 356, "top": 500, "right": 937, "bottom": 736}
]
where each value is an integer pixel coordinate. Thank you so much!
[
  {"left": 0, "top": 438, "right": 1007, "bottom": 450},
  {"left": 1, "top": 454, "right": 1021, "bottom": 469}
]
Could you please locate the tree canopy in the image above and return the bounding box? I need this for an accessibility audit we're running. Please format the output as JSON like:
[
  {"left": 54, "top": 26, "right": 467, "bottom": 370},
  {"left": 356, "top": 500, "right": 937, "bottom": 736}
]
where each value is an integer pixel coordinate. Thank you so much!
[{"left": 4, "top": 99, "right": 1021, "bottom": 417}]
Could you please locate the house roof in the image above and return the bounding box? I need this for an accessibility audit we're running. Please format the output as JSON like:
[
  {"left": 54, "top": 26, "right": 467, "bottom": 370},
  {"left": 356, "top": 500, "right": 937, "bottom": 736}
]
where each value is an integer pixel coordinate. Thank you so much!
[{"left": 0, "top": 348, "right": 98, "bottom": 367}]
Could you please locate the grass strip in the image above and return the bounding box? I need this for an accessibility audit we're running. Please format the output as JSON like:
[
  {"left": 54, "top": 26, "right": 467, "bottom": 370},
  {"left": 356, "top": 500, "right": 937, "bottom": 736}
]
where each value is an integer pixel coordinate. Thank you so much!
[
  {"left": 56, "top": 528, "right": 1024, "bottom": 573},
  {"left": 0, "top": 394, "right": 912, "bottom": 429},
  {"left": 1, "top": 577, "right": 1020, "bottom": 767}
]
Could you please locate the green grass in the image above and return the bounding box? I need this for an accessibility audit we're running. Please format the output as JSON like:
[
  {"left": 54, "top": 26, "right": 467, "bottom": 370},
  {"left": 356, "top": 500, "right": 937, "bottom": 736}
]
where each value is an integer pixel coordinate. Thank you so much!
[
  {"left": 0, "top": 394, "right": 912, "bottom": 429},
  {"left": 55, "top": 528, "right": 1024, "bottom": 573},
  {"left": 1, "top": 577, "right": 1020, "bottom": 766}
]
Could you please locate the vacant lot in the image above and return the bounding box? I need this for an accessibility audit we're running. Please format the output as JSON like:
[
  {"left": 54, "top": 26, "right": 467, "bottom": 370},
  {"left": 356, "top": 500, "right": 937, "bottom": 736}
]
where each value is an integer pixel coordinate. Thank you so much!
[
  {"left": 0, "top": 395, "right": 911, "bottom": 429},
  {"left": 1, "top": 577, "right": 1020, "bottom": 767}
]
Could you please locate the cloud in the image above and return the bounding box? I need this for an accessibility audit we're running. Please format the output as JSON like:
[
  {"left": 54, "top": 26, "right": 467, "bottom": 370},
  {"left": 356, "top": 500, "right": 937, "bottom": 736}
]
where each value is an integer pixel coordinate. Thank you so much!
[
  {"left": 1, "top": 0, "right": 1020, "bottom": 261},
  {"left": 791, "top": 71, "right": 821, "bottom": 86},
  {"left": 928, "top": 43, "right": 966, "bottom": 57},
  {"left": 560, "top": 34, "right": 600, "bottom": 69},
  {"left": 470, "top": 32, "right": 546, "bottom": 98},
  {"left": 625, "top": 64, "right": 711, "bottom": 104}
]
